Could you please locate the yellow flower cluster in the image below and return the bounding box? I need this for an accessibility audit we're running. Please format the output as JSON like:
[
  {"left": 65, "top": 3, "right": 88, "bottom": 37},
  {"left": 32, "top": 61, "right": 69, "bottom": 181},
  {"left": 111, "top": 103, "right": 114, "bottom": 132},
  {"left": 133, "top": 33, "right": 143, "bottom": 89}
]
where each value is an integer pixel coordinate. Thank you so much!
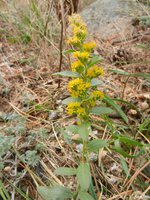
[
  {"left": 92, "top": 90, "right": 104, "bottom": 100},
  {"left": 66, "top": 14, "right": 105, "bottom": 118},
  {"left": 68, "top": 78, "right": 91, "bottom": 97},
  {"left": 67, "top": 102, "right": 86, "bottom": 116},
  {"left": 71, "top": 60, "right": 84, "bottom": 72},
  {"left": 67, "top": 36, "right": 80, "bottom": 46},
  {"left": 83, "top": 41, "right": 96, "bottom": 52},
  {"left": 73, "top": 51, "right": 90, "bottom": 60},
  {"left": 87, "top": 65, "right": 104, "bottom": 78},
  {"left": 67, "top": 14, "right": 88, "bottom": 46},
  {"left": 89, "top": 91, "right": 104, "bottom": 107}
]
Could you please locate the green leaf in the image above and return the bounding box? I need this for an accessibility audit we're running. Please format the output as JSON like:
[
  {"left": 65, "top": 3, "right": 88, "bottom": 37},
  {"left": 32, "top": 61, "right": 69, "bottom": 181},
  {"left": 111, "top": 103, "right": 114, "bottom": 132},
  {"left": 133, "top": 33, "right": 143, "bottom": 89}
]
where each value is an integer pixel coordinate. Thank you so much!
[
  {"left": 78, "top": 122, "right": 91, "bottom": 141},
  {"left": 0, "top": 180, "right": 11, "bottom": 200},
  {"left": 78, "top": 191, "right": 95, "bottom": 200},
  {"left": 90, "top": 107, "right": 113, "bottom": 116},
  {"left": 119, "top": 136, "right": 143, "bottom": 147},
  {"left": 53, "top": 71, "right": 80, "bottom": 78},
  {"left": 136, "top": 44, "right": 150, "bottom": 51},
  {"left": 62, "top": 97, "right": 81, "bottom": 105},
  {"left": 37, "top": 185, "right": 73, "bottom": 200},
  {"left": 65, "top": 125, "right": 79, "bottom": 134},
  {"left": 55, "top": 167, "right": 76, "bottom": 176},
  {"left": 77, "top": 163, "right": 91, "bottom": 191},
  {"left": 64, "top": 49, "right": 76, "bottom": 54},
  {"left": 110, "top": 69, "right": 150, "bottom": 80},
  {"left": 91, "top": 78, "right": 103, "bottom": 86},
  {"left": 88, "top": 139, "right": 108, "bottom": 152},
  {"left": 120, "top": 157, "right": 130, "bottom": 177},
  {"left": 112, "top": 147, "right": 144, "bottom": 158},
  {"left": 104, "top": 95, "right": 128, "bottom": 124},
  {"left": 88, "top": 55, "right": 102, "bottom": 68}
]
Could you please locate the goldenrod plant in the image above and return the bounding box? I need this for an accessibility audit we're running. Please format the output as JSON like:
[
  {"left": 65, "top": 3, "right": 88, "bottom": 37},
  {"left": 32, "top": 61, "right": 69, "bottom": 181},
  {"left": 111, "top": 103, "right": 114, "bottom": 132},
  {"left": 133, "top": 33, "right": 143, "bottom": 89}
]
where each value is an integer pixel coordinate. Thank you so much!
[{"left": 37, "top": 14, "right": 148, "bottom": 200}]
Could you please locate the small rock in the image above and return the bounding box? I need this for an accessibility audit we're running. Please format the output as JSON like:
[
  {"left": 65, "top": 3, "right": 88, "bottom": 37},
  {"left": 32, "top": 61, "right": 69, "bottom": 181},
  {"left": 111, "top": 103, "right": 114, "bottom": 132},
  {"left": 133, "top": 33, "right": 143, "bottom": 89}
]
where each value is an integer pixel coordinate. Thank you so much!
[
  {"left": 110, "top": 163, "right": 119, "bottom": 171},
  {"left": 137, "top": 93, "right": 150, "bottom": 101},
  {"left": 89, "top": 152, "right": 98, "bottom": 162},
  {"left": 128, "top": 109, "right": 137, "bottom": 116},
  {"left": 48, "top": 111, "right": 59, "bottom": 120},
  {"left": 140, "top": 101, "right": 149, "bottom": 111},
  {"left": 4, "top": 166, "right": 11, "bottom": 172},
  {"left": 56, "top": 99, "right": 62, "bottom": 105},
  {"left": 76, "top": 144, "right": 83, "bottom": 153},
  {"left": 71, "top": 134, "right": 80, "bottom": 140}
]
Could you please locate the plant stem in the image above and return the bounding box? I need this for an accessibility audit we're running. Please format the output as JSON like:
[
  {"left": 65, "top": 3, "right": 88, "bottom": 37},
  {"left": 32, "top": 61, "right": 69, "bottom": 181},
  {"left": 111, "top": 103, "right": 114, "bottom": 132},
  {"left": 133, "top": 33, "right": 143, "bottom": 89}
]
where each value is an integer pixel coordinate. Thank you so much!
[{"left": 82, "top": 140, "right": 88, "bottom": 162}]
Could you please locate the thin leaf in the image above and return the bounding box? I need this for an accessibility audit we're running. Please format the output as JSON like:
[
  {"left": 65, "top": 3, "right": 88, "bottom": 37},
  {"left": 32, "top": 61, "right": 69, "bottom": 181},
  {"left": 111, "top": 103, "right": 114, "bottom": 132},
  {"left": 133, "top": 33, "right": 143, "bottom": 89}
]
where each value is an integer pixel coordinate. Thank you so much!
[
  {"left": 78, "top": 122, "right": 91, "bottom": 141},
  {"left": 90, "top": 107, "right": 113, "bottom": 116},
  {"left": 88, "top": 55, "right": 102, "bottom": 68},
  {"left": 119, "top": 136, "right": 143, "bottom": 147},
  {"left": 62, "top": 97, "right": 81, "bottom": 105},
  {"left": 64, "top": 49, "right": 76, "bottom": 54},
  {"left": 53, "top": 71, "right": 80, "bottom": 78},
  {"left": 91, "top": 78, "right": 103, "bottom": 86},
  {"left": 112, "top": 147, "right": 144, "bottom": 158},
  {"left": 37, "top": 185, "right": 73, "bottom": 200},
  {"left": 104, "top": 95, "right": 128, "bottom": 124},
  {"left": 88, "top": 139, "right": 108, "bottom": 152},
  {"left": 136, "top": 44, "right": 150, "bottom": 51},
  {"left": 65, "top": 125, "right": 79, "bottom": 134},
  {"left": 89, "top": 182, "right": 98, "bottom": 200},
  {"left": 110, "top": 69, "right": 150, "bottom": 80},
  {"left": 77, "top": 163, "right": 91, "bottom": 191},
  {"left": 78, "top": 191, "right": 95, "bottom": 200},
  {"left": 0, "top": 180, "right": 10, "bottom": 200},
  {"left": 120, "top": 157, "right": 130, "bottom": 177},
  {"left": 55, "top": 167, "right": 76, "bottom": 176}
]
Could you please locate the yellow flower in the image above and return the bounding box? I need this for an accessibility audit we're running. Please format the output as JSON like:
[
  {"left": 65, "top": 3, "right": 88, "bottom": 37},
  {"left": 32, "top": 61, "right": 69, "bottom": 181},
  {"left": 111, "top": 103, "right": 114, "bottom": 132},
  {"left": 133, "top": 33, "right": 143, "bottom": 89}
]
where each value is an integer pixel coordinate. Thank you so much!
[
  {"left": 87, "top": 66, "right": 104, "bottom": 78},
  {"left": 68, "top": 14, "right": 82, "bottom": 24},
  {"left": 68, "top": 14, "right": 87, "bottom": 29},
  {"left": 73, "top": 51, "right": 80, "bottom": 58},
  {"left": 67, "top": 102, "right": 86, "bottom": 116},
  {"left": 67, "top": 36, "right": 80, "bottom": 45},
  {"left": 73, "top": 51, "right": 90, "bottom": 59},
  {"left": 73, "top": 26, "right": 87, "bottom": 36},
  {"left": 68, "top": 14, "right": 88, "bottom": 44},
  {"left": 92, "top": 90, "right": 104, "bottom": 100},
  {"left": 71, "top": 60, "right": 84, "bottom": 72},
  {"left": 67, "top": 102, "right": 80, "bottom": 115},
  {"left": 89, "top": 99, "right": 96, "bottom": 107},
  {"left": 68, "top": 78, "right": 91, "bottom": 97},
  {"left": 77, "top": 107, "right": 86, "bottom": 116},
  {"left": 83, "top": 41, "right": 96, "bottom": 51}
]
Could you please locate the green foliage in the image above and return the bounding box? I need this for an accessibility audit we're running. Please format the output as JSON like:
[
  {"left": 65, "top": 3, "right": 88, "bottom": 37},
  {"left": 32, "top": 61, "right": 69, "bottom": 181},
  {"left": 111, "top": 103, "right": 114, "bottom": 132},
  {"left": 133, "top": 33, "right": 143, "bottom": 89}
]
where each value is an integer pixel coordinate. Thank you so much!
[
  {"left": 88, "top": 55, "right": 102, "bottom": 68},
  {"left": 104, "top": 95, "right": 128, "bottom": 124},
  {"left": 37, "top": 185, "right": 73, "bottom": 200},
  {"left": 78, "top": 122, "right": 91, "bottom": 141},
  {"left": 88, "top": 139, "right": 108, "bottom": 152},
  {"left": 55, "top": 167, "right": 77, "bottom": 176},
  {"left": 0, "top": 136, "right": 15, "bottom": 157},
  {"left": 53, "top": 71, "right": 80, "bottom": 78},
  {"left": 78, "top": 191, "right": 95, "bottom": 200},
  {"left": 36, "top": 14, "right": 148, "bottom": 200},
  {"left": 91, "top": 78, "right": 103, "bottom": 86},
  {"left": 0, "top": 180, "right": 11, "bottom": 200},
  {"left": 77, "top": 163, "right": 91, "bottom": 191},
  {"left": 21, "top": 150, "right": 39, "bottom": 167},
  {"left": 90, "top": 106, "right": 113, "bottom": 115},
  {"left": 62, "top": 97, "right": 81, "bottom": 105},
  {"left": 110, "top": 69, "right": 150, "bottom": 80}
]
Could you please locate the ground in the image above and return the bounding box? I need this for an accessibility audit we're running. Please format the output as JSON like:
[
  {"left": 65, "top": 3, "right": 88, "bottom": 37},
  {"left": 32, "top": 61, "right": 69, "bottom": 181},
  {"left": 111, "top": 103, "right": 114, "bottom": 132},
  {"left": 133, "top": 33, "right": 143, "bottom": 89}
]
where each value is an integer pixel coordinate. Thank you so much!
[{"left": 0, "top": 1, "right": 150, "bottom": 200}]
